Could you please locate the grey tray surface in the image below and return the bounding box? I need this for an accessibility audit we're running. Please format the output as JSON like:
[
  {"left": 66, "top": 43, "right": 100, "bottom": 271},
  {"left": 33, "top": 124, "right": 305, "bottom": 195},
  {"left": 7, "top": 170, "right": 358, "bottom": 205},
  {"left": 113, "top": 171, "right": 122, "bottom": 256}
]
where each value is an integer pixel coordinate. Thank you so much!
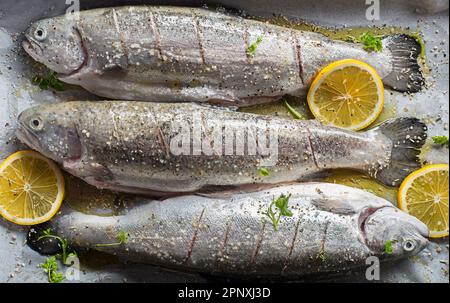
[{"left": 0, "top": 0, "right": 448, "bottom": 283}]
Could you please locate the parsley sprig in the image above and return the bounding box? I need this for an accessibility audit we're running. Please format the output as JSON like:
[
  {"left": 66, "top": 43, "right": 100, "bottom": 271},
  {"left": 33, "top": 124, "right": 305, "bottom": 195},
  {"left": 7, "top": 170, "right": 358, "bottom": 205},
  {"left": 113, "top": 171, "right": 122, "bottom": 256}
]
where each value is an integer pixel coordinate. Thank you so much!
[
  {"left": 246, "top": 36, "right": 263, "bottom": 57},
  {"left": 346, "top": 32, "right": 383, "bottom": 52},
  {"left": 360, "top": 32, "right": 383, "bottom": 52},
  {"left": 385, "top": 240, "right": 393, "bottom": 254},
  {"left": 259, "top": 167, "right": 270, "bottom": 177},
  {"left": 432, "top": 135, "right": 449, "bottom": 148},
  {"left": 32, "top": 72, "right": 65, "bottom": 91},
  {"left": 37, "top": 228, "right": 78, "bottom": 283},
  {"left": 40, "top": 256, "right": 65, "bottom": 284},
  {"left": 264, "top": 194, "right": 293, "bottom": 231}
]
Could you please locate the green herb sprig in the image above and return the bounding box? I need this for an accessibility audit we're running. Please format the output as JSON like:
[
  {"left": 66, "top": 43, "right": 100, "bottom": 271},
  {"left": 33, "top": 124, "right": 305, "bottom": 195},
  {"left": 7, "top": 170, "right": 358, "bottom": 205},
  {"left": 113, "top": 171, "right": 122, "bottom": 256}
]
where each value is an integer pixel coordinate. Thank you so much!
[
  {"left": 432, "top": 136, "right": 449, "bottom": 148},
  {"left": 95, "top": 231, "right": 129, "bottom": 247},
  {"left": 32, "top": 72, "right": 65, "bottom": 91},
  {"left": 259, "top": 167, "right": 270, "bottom": 177},
  {"left": 318, "top": 250, "right": 327, "bottom": 262},
  {"left": 38, "top": 228, "right": 75, "bottom": 264},
  {"left": 360, "top": 32, "right": 383, "bottom": 52},
  {"left": 264, "top": 194, "right": 293, "bottom": 231},
  {"left": 346, "top": 32, "right": 383, "bottom": 53},
  {"left": 40, "top": 256, "right": 65, "bottom": 284},
  {"left": 284, "top": 100, "right": 304, "bottom": 119},
  {"left": 246, "top": 36, "right": 263, "bottom": 57},
  {"left": 37, "top": 228, "right": 78, "bottom": 283},
  {"left": 385, "top": 240, "right": 393, "bottom": 254}
]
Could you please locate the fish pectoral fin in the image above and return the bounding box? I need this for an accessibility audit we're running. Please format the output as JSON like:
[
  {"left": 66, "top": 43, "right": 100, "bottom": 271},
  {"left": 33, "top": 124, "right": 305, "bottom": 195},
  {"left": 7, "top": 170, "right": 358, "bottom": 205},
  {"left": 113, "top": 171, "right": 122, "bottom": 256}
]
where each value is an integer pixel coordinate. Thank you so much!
[
  {"left": 297, "top": 170, "right": 331, "bottom": 182},
  {"left": 87, "top": 162, "right": 114, "bottom": 180},
  {"left": 311, "top": 198, "right": 358, "bottom": 215},
  {"left": 96, "top": 65, "right": 128, "bottom": 78},
  {"left": 63, "top": 158, "right": 84, "bottom": 172},
  {"left": 196, "top": 185, "right": 242, "bottom": 199},
  {"left": 197, "top": 183, "right": 288, "bottom": 199},
  {"left": 238, "top": 96, "right": 282, "bottom": 107},
  {"left": 63, "top": 159, "right": 114, "bottom": 181}
]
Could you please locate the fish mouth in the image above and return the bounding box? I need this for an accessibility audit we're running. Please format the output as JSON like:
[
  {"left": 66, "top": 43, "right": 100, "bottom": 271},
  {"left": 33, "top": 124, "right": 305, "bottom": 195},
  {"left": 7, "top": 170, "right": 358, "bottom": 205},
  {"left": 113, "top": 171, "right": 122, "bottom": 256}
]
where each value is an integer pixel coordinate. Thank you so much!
[
  {"left": 22, "top": 34, "right": 44, "bottom": 60},
  {"left": 16, "top": 123, "right": 40, "bottom": 151},
  {"left": 405, "top": 216, "right": 429, "bottom": 238}
]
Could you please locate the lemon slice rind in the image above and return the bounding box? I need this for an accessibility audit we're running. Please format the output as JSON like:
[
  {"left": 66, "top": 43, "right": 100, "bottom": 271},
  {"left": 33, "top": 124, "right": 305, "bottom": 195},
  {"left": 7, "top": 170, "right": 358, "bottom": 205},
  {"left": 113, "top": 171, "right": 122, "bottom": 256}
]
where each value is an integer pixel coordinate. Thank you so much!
[
  {"left": 307, "top": 59, "right": 384, "bottom": 131},
  {"left": 398, "top": 164, "right": 449, "bottom": 239},
  {"left": 0, "top": 150, "right": 65, "bottom": 226}
]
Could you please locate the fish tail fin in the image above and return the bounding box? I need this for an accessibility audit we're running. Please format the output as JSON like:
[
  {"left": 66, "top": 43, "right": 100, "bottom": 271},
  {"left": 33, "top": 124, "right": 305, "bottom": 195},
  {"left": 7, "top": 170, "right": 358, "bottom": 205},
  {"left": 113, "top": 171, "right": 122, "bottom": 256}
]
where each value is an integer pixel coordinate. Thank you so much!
[
  {"left": 367, "top": 117, "right": 427, "bottom": 187},
  {"left": 27, "top": 211, "right": 117, "bottom": 255},
  {"left": 382, "top": 34, "right": 425, "bottom": 93}
]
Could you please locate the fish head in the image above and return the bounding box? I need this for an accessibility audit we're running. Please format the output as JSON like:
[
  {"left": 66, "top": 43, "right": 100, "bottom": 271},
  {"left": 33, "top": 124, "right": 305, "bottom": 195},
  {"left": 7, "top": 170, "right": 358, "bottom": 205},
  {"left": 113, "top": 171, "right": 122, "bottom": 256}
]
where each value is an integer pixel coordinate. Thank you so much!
[
  {"left": 22, "top": 17, "right": 86, "bottom": 75},
  {"left": 16, "top": 103, "right": 82, "bottom": 164},
  {"left": 311, "top": 185, "right": 428, "bottom": 258},
  {"left": 361, "top": 206, "right": 429, "bottom": 258}
]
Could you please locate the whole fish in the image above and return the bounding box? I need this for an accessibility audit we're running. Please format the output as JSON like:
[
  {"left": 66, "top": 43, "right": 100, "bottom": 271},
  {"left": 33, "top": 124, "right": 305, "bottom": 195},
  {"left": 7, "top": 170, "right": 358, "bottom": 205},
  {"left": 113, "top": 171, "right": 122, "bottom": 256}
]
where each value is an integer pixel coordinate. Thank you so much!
[
  {"left": 22, "top": 6, "right": 424, "bottom": 106},
  {"left": 29, "top": 183, "right": 429, "bottom": 279},
  {"left": 17, "top": 101, "right": 427, "bottom": 194}
]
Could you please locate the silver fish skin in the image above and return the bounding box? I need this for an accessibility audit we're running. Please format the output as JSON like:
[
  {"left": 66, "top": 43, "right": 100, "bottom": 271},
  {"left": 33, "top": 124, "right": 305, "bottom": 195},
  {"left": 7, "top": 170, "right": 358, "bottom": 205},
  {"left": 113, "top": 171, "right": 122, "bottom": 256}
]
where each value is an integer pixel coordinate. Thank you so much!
[
  {"left": 32, "top": 183, "right": 429, "bottom": 279},
  {"left": 17, "top": 101, "right": 427, "bottom": 193},
  {"left": 22, "top": 6, "right": 424, "bottom": 106}
]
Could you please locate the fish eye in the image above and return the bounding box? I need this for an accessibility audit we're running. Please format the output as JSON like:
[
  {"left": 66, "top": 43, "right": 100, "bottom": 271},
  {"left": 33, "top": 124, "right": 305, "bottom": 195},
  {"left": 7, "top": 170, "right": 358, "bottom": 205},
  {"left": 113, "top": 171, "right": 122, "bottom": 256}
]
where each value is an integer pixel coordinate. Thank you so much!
[
  {"left": 34, "top": 28, "right": 47, "bottom": 41},
  {"left": 30, "top": 117, "right": 43, "bottom": 131},
  {"left": 403, "top": 239, "right": 417, "bottom": 252}
]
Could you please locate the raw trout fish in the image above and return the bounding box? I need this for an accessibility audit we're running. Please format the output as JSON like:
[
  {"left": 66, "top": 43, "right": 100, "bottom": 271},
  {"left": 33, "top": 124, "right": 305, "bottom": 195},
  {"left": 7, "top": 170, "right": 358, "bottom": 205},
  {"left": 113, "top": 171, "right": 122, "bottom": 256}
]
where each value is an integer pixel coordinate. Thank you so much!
[
  {"left": 28, "top": 183, "right": 429, "bottom": 279},
  {"left": 22, "top": 6, "right": 424, "bottom": 106},
  {"left": 17, "top": 101, "right": 427, "bottom": 194}
]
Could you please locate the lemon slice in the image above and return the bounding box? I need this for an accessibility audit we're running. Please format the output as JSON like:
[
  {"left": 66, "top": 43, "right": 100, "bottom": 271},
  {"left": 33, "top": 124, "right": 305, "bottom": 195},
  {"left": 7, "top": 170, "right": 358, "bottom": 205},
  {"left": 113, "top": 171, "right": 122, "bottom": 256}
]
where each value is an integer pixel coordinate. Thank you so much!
[
  {"left": 307, "top": 59, "right": 384, "bottom": 131},
  {"left": 0, "top": 150, "right": 64, "bottom": 225},
  {"left": 398, "top": 164, "right": 449, "bottom": 238}
]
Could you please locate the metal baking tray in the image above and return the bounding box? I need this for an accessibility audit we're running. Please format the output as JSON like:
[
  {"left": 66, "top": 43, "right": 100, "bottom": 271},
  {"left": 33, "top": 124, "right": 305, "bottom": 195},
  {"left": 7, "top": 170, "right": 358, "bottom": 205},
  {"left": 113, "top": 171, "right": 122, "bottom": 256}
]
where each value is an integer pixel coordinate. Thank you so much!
[{"left": 0, "top": 0, "right": 448, "bottom": 282}]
